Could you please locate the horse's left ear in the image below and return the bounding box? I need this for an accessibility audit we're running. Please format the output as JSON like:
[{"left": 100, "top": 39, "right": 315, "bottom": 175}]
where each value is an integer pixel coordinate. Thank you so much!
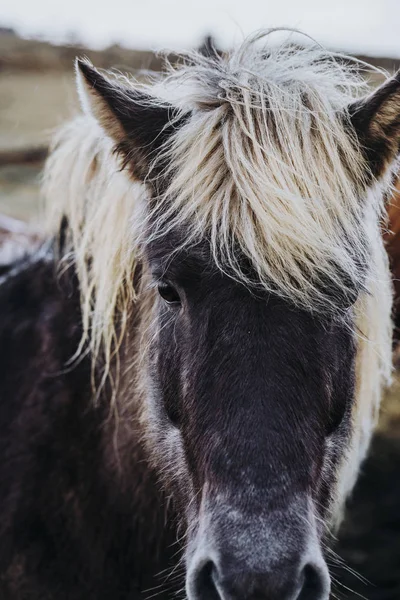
[
  {"left": 75, "top": 58, "right": 177, "bottom": 180},
  {"left": 349, "top": 71, "right": 400, "bottom": 179}
]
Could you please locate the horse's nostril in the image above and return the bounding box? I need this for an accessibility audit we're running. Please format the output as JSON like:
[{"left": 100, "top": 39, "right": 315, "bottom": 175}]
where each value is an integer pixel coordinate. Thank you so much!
[
  {"left": 187, "top": 555, "right": 330, "bottom": 600},
  {"left": 297, "top": 563, "right": 330, "bottom": 600},
  {"left": 193, "top": 560, "right": 221, "bottom": 600},
  {"left": 189, "top": 558, "right": 330, "bottom": 600}
]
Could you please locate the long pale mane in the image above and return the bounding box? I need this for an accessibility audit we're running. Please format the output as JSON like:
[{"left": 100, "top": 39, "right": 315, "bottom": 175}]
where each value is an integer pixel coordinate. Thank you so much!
[
  {"left": 43, "top": 32, "right": 393, "bottom": 513},
  {"left": 44, "top": 116, "right": 141, "bottom": 369}
]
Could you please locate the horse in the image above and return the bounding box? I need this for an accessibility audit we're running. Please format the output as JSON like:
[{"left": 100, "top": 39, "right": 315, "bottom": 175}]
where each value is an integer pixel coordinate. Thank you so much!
[{"left": 0, "top": 31, "right": 398, "bottom": 600}]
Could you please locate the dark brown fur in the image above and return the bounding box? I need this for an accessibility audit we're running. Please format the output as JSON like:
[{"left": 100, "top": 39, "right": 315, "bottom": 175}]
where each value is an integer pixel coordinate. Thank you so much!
[{"left": 0, "top": 255, "right": 179, "bottom": 600}]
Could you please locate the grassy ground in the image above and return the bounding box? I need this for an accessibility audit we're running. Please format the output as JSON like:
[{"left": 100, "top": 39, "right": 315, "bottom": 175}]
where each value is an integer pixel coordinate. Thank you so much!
[
  {"left": 0, "top": 71, "right": 77, "bottom": 222},
  {"left": 0, "top": 71, "right": 76, "bottom": 151},
  {"left": 0, "top": 164, "right": 42, "bottom": 221}
]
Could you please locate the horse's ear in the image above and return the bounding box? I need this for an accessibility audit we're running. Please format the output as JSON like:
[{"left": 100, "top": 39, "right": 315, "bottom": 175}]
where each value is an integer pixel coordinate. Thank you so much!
[
  {"left": 75, "top": 58, "right": 176, "bottom": 180},
  {"left": 349, "top": 71, "right": 400, "bottom": 179}
]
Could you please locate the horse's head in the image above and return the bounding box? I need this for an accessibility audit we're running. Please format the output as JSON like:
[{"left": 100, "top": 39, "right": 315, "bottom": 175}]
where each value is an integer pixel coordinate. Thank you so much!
[
  {"left": 73, "top": 38, "right": 398, "bottom": 600},
  {"left": 145, "top": 241, "right": 345, "bottom": 599}
]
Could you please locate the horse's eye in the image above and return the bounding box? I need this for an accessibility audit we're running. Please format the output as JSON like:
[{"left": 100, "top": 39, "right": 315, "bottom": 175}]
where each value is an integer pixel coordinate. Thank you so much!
[{"left": 157, "top": 282, "right": 181, "bottom": 305}]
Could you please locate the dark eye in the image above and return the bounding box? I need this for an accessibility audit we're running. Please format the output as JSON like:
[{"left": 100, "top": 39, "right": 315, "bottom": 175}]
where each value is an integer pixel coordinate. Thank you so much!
[{"left": 157, "top": 281, "right": 181, "bottom": 306}]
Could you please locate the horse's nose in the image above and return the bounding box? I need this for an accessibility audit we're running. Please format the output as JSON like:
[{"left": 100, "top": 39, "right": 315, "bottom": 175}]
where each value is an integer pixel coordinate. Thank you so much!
[{"left": 189, "top": 556, "right": 330, "bottom": 600}]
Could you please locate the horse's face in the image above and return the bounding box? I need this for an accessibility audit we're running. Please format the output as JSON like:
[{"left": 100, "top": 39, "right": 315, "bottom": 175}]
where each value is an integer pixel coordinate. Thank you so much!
[
  {"left": 144, "top": 238, "right": 356, "bottom": 599},
  {"left": 75, "top": 54, "right": 399, "bottom": 600}
]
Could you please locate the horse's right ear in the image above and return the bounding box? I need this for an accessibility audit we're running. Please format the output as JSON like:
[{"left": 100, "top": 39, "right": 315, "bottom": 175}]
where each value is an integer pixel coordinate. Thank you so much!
[
  {"left": 75, "top": 58, "right": 178, "bottom": 180},
  {"left": 349, "top": 71, "right": 400, "bottom": 180}
]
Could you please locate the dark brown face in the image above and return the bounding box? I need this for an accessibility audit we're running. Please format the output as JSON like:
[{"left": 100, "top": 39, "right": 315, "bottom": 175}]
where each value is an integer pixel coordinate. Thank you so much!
[
  {"left": 74, "top": 55, "right": 400, "bottom": 600},
  {"left": 143, "top": 238, "right": 357, "bottom": 600}
]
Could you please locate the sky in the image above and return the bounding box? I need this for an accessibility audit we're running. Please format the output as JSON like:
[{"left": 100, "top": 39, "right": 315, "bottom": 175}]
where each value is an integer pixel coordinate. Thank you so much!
[{"left": 1, "top": 0, "right": 400, "bottom": 57}]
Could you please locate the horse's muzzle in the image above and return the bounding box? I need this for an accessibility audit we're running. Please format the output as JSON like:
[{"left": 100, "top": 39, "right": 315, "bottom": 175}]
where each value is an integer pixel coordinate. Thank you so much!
[
  {"left": 185, "top": 497, "right": 330, "bottom": 600},
  {"left": 187, "top": 556, "right": 330, "bottom": 600}
]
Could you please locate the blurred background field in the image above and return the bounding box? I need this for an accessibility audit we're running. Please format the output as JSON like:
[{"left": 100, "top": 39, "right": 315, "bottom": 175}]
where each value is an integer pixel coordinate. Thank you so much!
[
  {"left": 1, "top": 17, "right": 400, "bottom": 600},
  {"left": 0, "top": 30, "right": 168, "bottom": 220}
]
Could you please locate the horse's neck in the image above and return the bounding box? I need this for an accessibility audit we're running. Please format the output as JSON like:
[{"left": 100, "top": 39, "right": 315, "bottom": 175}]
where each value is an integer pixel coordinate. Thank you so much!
[
  {"left": 99, "top": 397, "right": 179, "bottom": 594},
  {"left": 69, "top": 258, "right": 182, "bottom": 594},
  {"left": 99, "top": 293, "right": 181, "bottom": 594},
  {"left": 0, "top": 251, "right": 179, "bottom": 597}
]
